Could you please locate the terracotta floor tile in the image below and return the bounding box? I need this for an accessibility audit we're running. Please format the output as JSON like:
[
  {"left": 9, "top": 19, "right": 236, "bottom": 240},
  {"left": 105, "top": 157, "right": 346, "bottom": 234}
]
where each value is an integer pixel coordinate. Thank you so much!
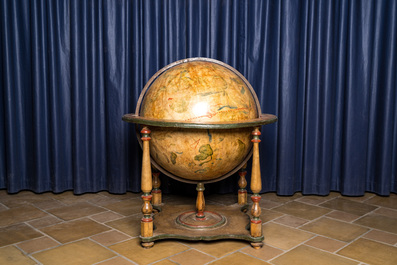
[
  {"left": 272, "top": 245, "right": 358, "bottom": 265},
  {"left": 273, "top": 214, "right": 308, "bottom": 227},
  {"left": 87, "top": 195, "right": 126, "bottom": 206},
  {"left": 260, "top": 209, "right": 284, "bottom": 223},
  {"left": 304, "top": 236, "right": 346, "bottom": 252},
  {"left": 326, "top": 210, "right": 360, "bottom": 222},
  {"left": 109, "top": 238, "right": 189, "bottom": 264},
  {"left": 27, "top": 215, "right": 63, "bottom": 228},
  {"left": 263, "top": 223, "right": 313, "bottom": 250},
  {"left": 39, "top": 218, "right": 110, "bottom": 243},
  {"left": 17, "top": 236, "right": 59, "bottom": 254},
  {"left": 0, "top": 205, "right": 47, "bottom": 227},
  {"left": 105, "top": 215, "right": 141, "bottom": 237},
  {"left": 338, "top": 238, "right": 397, "bottom": 265},
  {"left": 363, "top": 230, "right": 397, "bottom": 245},
  {"left": 164, "top": 194, "right": 197, "bottom": 205},
  {"left": 103, "top": 199, "right": 142, "bottom": 216},
  {"left": 354, "top": 214, "right": 397, "bottom": 234},
  {"left": 0, "top": 191, "right": 50, "bottom": 208},
  {"left": 206, "top": 193, "right": 238, "bottom": 206},
  {"left": 259, "top": 199, "right": 283, "bottom": 209},
  {"left": 98, "top": 191, "right": 141, "bottom": 200},
  {"left": 90, "top": 211, "right": 124, "bottom": 223},
  {"left": 187, "top": 240, "right": 247, "bottom": 258},
  {"left": 0, "top": 223, "right": 43, "bottom": 247},
  {"left": 50, "top": 191, "right": 102, "bottom": 205},
  {"left": 365, "top": 194, "right": 397, "bottom": 209},
  {"left": 296, "top": 195, "right": 332, "bottom": 205},
  {"left": 170, "top": 249, "right": 215, "bottom": 265},
  {"left": 241, "top": 244, "right": 284, "bottom": 261},
  {"left": 341, "top": 193, "right": 375, "bottom": 202},
  {"left": 273, "top": 201, "right": 331, "bottom": 220},
  {"left": 261, "top": 192, "right": 302, "bottom": 203},
  {"left": 210, "top": 252, "right": 271, "bottom": 265},
  {"left": 320, "top": 198, "right": 377, "bottom": 216},
  {"left": 301, "top": 217, "right": 369, "bottom": 242},
  {"left": 46, "top": 202, "right": 106, "bottom": 221},
  {"left": 96, "top": 256, "right": 135, "bottom": 265},
  {"left": 33, "top": 199, "right": 65, "bottom": 210},
  {"left": 32, "top": 239, "right": 116, "bottom": 265},
  {"left": 27, "top": 215, "right": 63, "bottom": 229},
  {"left": 91, "top": 230, "right": 131, "bottom": 246},
  {"left": 374, "top": 207, "right": 397, "bottom": 219},
  {"left": 0, "top": 245, "right": 36, "bottom": 265}
]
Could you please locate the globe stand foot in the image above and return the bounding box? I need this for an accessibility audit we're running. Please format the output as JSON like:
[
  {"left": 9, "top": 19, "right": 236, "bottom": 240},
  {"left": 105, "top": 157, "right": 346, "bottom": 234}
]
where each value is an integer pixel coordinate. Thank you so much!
[
  {"left": 141, "top": 242, "right": 154, "bottom": 249},
  {"left": 250, "top": 242, "right": 263, "bottom": 249}
]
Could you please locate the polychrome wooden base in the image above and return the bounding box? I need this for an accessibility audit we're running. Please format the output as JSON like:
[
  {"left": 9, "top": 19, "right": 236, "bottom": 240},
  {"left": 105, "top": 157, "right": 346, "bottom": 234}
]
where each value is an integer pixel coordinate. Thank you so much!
[
  {"left": 135, "top": 127, "right": 267, "bottom": 249},
  {"left": 140, "top": 204, "right": 264, "bottom": 247}
]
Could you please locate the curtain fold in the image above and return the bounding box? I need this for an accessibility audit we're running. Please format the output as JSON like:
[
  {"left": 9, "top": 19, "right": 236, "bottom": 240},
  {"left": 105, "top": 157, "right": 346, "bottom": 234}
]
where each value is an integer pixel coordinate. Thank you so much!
[{"left": 0, "top": 0, "right": 396, "bottom": 195}]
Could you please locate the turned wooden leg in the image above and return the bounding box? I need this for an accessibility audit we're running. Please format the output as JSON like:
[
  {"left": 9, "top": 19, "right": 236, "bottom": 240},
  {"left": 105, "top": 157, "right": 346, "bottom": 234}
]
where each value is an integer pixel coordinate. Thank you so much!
[
  {"left": 238, "top": 163, "right": 248, "bottom": 205},
  {"left": 250, "top": 127, "right": 263, "bottom": 249},
  {"left": 140, "top": 127, "right": 154, "bottom": 248},
  {"left": 151, "top": 167, "right": 162, "bottom": 206},
  {"left": 196, "top": 183, "right": 205, "bottom": 219}
]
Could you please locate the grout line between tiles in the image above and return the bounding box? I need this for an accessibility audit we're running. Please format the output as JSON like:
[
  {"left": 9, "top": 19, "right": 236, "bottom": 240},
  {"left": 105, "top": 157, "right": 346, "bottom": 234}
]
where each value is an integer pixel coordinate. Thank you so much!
[
  {"left": 324, "top": 210, "right": 363, "bottom": 223},
  {"left": 203, "top": 245, "right": 255, "bottom": 265},
  {"left": 88, "top": 209, "right": 125, "bottom": 221},
  {"left": 146, "top": 246, "right": 193, "bottom": 265},
  {"left": 177, "top": 242, "right": 219, "bottom": 260},
  {"left": 263, "top": 214, "right": 377, "bottom": 264},
  {"left": 91, "top": 255, "right": 137, "bottom": 265},
  {"left": 265, "top": 227, "right": 319, "bottom": 263},
  {"left": 20, "top": 221, "right": 64, "bottom": 247},
  {"left": 355, "top": 228, "right": 397, "bottom": 247},
  {"left": 237, "top": 246, "right": 283, "bottom": 265},
  {"left": 89, "top": 230, "right": 135, "bottom": 247},
  {"left": 87, "top": 237, "right": 139, "bottom": 265},
  {"left": 13, "top": 234, "right": 63, "bottom": 255},
  {"left": 25, "top": 252, "right": 43, "bottom": 265},
  {"left": 266, "top": 235, "right": 364, "bottom": 265},
  {"left": 0, "top": 202, "right": 9, "bottom": 210},
  {"left": 89, "top": 237, "right": 138, "bottom": 265}
]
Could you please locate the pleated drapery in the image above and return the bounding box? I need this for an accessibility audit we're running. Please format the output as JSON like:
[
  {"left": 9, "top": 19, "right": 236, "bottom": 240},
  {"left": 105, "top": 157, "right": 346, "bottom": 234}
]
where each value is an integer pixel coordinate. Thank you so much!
[{"left": 0, "top": 0, "right": 396, "bottom": 195}]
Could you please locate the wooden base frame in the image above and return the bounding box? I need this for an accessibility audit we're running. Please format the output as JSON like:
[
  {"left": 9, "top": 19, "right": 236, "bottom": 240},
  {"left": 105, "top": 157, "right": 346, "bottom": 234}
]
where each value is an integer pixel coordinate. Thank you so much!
[
  {"left": 138, "top": 126, "right": 265, "bottom": 249},
  {"left": 140, "top": 204, "right": 264, "bottom": 248}
]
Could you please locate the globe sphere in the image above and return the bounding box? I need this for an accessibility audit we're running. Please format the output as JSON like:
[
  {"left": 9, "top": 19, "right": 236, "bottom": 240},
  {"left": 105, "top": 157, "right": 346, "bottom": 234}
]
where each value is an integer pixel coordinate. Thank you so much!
[{"left": 137, "top": 58, "right": 260, "bottom": 183}]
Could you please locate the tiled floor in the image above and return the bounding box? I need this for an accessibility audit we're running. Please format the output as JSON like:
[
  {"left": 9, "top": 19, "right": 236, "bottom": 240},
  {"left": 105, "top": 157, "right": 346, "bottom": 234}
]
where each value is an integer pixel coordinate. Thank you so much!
[{"left": 1, "top": 189, "right": 397, "bottom": 265}]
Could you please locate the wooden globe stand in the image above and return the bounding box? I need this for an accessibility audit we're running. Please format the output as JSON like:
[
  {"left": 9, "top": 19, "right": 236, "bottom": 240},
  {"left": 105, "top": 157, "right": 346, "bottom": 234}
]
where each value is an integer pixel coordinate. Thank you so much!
[
  {"left": 123, "top": 57, "right": 277, "bottom": 249},
  {"left": 138, "top": 126, "right": 266, "bottom": 249}
]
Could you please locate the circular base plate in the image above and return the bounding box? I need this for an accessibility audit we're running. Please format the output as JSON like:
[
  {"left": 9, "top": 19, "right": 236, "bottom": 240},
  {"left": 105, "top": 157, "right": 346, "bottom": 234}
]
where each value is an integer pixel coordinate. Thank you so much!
[{"left": 176, "top": 211, "right": 226, "bottom": 230}]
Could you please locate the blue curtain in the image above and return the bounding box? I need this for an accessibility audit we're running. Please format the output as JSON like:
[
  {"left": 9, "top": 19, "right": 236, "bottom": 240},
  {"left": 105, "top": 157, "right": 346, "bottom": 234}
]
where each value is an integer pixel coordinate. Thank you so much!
[{"left": 0, "top": 0, "right": 396, "bottom": 195}]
